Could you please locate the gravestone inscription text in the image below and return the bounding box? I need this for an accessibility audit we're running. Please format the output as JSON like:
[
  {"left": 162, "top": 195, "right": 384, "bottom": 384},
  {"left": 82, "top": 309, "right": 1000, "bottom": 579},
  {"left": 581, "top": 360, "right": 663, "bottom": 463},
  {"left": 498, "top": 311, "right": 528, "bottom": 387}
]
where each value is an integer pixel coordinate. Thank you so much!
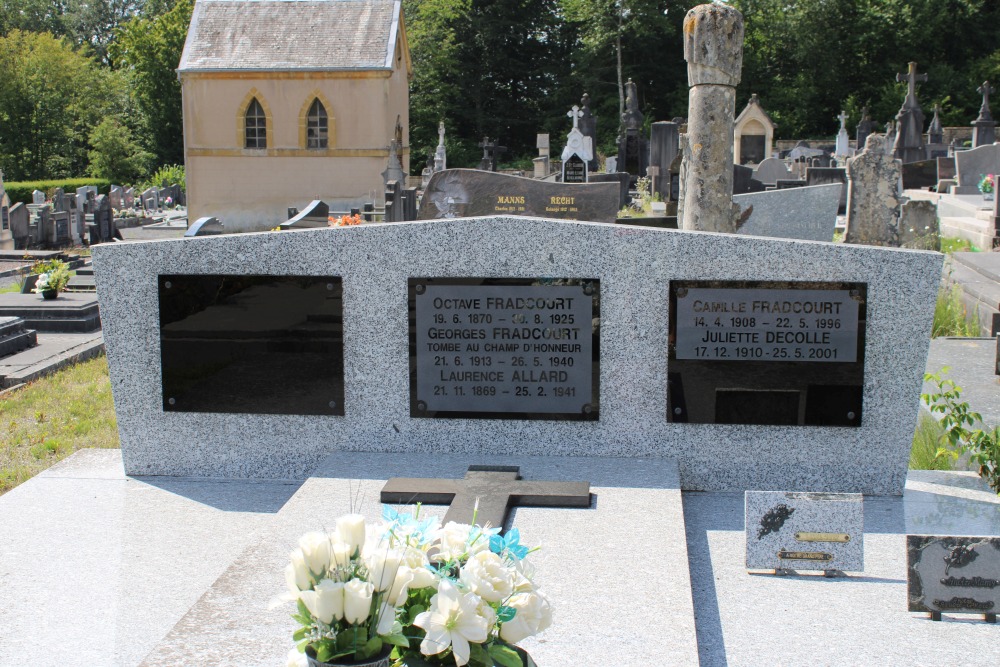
[{"left": 410, "top": 278, "right": 599, "bottom": 420}]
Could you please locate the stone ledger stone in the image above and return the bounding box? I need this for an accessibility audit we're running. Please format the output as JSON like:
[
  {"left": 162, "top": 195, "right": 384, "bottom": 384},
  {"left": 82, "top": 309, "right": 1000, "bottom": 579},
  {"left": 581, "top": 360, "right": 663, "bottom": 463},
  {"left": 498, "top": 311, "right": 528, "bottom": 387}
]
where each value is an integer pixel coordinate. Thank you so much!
[
  {"left": 745, "top": 491, "right": 864, "bottom": 572},
  {"left": 733, "top": 183, "right": 840, "bottom": 242}
]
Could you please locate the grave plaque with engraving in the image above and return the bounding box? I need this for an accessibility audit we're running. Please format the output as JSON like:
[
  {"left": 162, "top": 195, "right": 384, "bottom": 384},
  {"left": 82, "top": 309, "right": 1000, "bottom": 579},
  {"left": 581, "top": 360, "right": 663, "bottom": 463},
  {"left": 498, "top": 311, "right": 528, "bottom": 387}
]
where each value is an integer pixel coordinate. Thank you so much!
[
  {"left": 409, "top": 278, "right": 599, "bottom": 420},
  {"left": 159, "top": 275, "right": 344, "bottom": 415},
  {"left": 908, "top": 535, "right": 1000, "bottom": 621},
  {"left": 668, "top": 280, "right": 866, "bottom": 426}
]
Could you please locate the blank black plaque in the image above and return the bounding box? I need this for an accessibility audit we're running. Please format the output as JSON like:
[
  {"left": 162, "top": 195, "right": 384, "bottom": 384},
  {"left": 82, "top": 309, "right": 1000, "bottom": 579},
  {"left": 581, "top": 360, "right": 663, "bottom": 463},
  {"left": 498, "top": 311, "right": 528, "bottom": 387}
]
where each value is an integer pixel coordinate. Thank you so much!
[
  {"left": 668, "top": 280, "right": 866, "bottom": 426},
  {"left": 159, "top": 275, "right": 344, "bottom": 415}
]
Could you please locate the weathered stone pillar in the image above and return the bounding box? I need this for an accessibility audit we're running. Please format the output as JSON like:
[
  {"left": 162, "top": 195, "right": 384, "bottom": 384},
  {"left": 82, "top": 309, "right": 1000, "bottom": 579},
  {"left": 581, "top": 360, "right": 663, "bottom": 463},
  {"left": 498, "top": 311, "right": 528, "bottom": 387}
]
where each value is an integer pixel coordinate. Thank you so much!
[
  {"left": 678, "top": 3, "right": 744, "bottom": 232},
  {"left": 844, "top": 134, "right": 901, "bottom": 247}
]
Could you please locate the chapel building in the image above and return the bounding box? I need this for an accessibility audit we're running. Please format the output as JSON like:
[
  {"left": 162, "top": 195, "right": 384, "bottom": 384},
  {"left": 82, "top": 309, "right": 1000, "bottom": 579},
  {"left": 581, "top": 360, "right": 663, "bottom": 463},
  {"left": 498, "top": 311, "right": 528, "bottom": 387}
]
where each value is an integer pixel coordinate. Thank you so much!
[{"left": 178, "top": 0, "right": 411, "bottom": 232}]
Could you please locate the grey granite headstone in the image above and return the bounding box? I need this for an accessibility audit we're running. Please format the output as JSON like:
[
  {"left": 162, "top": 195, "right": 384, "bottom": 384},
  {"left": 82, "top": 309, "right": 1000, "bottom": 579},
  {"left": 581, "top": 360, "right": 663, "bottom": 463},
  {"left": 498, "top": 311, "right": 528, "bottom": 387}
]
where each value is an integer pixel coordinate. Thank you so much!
[
  {"left": 8, "top": 203, "right": 28, "bottom": 249},
  {"left": 32, "top": 190, "right": 45, "bottom": 205},
  {"left": 805, "top": 167, "right": 847, "bottom": 213},
  {"left": 745, "top": 490, "right": 864, "bottom": 572},
  {"left": 733, "top": 183, "right": 840, "bottom": 241},
  {"left": 954, "top": 142, "right": 1000, "bottom": 191},
  {"left": 91, "top": 217, "right": 942, "bottom": 492},
  {"left": 908, "top": 536, "right": 1000, "bottom": 620},
  {"left": 110, "top": 185, "right": 123, "bottom": 210},
  {"left": 898, "top": 199, "right": 939, "bottom": 249},
  {"left": 753, "top": 157, "right": 790, "bottom": 185}
]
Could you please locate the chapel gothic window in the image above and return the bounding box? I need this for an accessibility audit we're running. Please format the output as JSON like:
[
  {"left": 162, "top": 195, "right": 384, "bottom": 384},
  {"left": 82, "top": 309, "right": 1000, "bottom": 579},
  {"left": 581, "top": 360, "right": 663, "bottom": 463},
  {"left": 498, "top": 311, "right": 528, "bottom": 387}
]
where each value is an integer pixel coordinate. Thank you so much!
[
  {"left": 306, "top": 99, "right": 328, "bottom": 149},
  {"left": 245, "top": 98, "right": 266, "bottom": 149}
]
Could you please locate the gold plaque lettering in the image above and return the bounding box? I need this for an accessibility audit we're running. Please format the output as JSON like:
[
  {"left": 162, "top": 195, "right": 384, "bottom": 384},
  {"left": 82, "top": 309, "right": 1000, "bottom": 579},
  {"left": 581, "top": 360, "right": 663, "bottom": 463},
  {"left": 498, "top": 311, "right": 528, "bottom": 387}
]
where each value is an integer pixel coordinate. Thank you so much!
[
  {"left": 794, "top": 532, "right": 850, "bottom": 543},
  {"left": 777, "top": 550, "right": 833, "bottom": 561}
]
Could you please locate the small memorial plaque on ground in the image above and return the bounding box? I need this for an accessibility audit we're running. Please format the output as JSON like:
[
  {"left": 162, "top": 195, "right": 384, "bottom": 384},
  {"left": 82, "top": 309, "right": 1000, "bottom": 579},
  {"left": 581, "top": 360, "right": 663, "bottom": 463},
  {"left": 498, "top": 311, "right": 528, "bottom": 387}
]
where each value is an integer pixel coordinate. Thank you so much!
[
  {"left": 418, "top": 169, "right": 619, "bottom": 222},
  {"left": 745, "top": 491, "right": 864, "bottom": 573},
  {"left": 409, "top": 277, "right": 599, "bottom": 420},
  {"left": 159, "top": 275, "right": 344, "bottom": 415},
  {"left": 668, "top": 280, "right": 866, "bottom": 426},
  {"left": 908, "top": 535, "right": 1000, "bottom": 621}
]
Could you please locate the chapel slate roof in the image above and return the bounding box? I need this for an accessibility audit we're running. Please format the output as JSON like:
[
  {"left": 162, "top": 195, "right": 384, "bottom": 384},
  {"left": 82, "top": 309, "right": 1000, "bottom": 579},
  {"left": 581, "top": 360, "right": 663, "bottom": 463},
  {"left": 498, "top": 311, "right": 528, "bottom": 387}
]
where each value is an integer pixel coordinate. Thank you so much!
[{"left": 179, "top": 0, "right": 402, "bottom": 72}]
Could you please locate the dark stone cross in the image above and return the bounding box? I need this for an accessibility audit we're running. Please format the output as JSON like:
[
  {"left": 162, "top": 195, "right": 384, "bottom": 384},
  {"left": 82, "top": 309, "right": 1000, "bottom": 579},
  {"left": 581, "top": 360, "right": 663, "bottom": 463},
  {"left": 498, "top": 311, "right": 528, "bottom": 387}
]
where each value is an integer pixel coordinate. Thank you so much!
[
  {"left": 896, "top": 62, "right": 927, "bottom": 109},
  {"left": 380, "top": 465, "right": 591, "bottom": 531},
  {"left": 477, "top": 137, "right": 508, "bottom": 172},
  {"left": 977, "top": 81, "right": 995, "bottom": 122}
]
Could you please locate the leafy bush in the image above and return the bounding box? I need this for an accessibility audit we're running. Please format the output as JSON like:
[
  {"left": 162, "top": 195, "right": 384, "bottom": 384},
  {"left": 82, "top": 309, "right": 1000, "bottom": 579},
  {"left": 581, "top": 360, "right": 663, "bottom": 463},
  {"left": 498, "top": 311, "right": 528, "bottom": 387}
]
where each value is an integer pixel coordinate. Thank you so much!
[
  {"left": 923, "top": 370, "right": 1000, "bottom": 493},
  {"left": 932, "top": 285, "right": 979, "bottom": 337},
  {"left": 910, "top": 412, "right": 952, "bottom": 471},
  {"left": 4, "top": 179, "right": 110, "bottom": 205},
  {"left": 87, "top": 118, "right": 153, "bottom": 184},
  {"left": 143, "top": 164, "right": 185, "bottom": 192}
]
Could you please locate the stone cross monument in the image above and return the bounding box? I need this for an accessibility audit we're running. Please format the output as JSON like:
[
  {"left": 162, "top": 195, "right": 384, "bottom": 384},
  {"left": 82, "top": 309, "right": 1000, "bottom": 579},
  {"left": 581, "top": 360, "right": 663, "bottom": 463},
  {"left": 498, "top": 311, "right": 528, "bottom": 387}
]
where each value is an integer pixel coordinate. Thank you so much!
[
  {"left": 893, "top": 62, "right": 927, "bottom": 163},
  {"left": 579, "top": 93, "right": 598, "bottom": 172},
  {"left": 973, "top": 81, "right": 996, "bottom": 148},
  {"left": 835, "top": 110, "right": 850, "bottom": 157},
  {"left": 561, "top": 105, "right": 593, "bottom": 183},
  {"left": 927, "top": 104, "right": 944, "bottom": 145},
  {"left": 856, "top": 106, "right": 878, "bottom": 150},
  {"left": 434, "top": 121, "right": 447, "bottom": 172},
  {"left": 678, "top": 2, "right": 744, "bottom": 232}
]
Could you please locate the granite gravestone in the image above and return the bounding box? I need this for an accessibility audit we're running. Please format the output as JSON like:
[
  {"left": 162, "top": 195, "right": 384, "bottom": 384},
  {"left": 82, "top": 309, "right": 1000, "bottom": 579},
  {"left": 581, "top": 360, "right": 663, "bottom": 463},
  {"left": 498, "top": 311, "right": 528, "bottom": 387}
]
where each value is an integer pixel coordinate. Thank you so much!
[
  {"left": 753, "top": 158, "right": 791, "bottom": 186},
  {"left": 418, "top": 169, "right": 620, "bottom": 223},
  {"left": 953, "top": 142, "right": 1000, "bottom": 193},
  {"left": 650, "top": 122, "right": 680, "bottom": 202},
  {"left": 733, "top": 183, "right": 841, "bottom": 241},
  {"left": 32, "top": 190, "right": 45, "bottom": 205},
  {"left": 908, "top": 536, "right": 1000, "bottom": 622},
  {"left": 477, "top": 137, "right": 506, "bottom": 172},
  {"left": 561, "top": 106, "right": 592, "bottom": 184},
  {"left": 746, "top": 491, "right": 864, "bottom": 574},
  {"left": 893, "top": 62, "right": 927, "bottom": 164},
  {"left": 617, "top": 79, "right": 648, "bottom": 183},
  {"left": 972, "top": 82, "right": 996, "bottom": 148}
]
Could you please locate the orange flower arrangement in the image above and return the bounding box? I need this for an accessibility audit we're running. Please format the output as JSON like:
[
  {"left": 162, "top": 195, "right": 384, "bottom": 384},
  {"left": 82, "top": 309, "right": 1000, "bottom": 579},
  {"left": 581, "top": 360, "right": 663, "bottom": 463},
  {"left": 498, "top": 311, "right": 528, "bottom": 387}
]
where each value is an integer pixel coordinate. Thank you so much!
[{"left": 328, "top": 214, "right": 363, "bottom": 227}]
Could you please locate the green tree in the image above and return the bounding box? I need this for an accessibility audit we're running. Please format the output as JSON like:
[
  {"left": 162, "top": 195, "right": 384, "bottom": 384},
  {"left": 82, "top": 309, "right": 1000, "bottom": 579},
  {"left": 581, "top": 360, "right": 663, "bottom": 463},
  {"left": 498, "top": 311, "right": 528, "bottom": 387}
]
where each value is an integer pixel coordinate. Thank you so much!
[
  {"left": 87, "top": 117, "right": 152, "bottom": 182},
  {"left": 110, "top": 0, "right": 191, "bottom": 167},
  {"left": 0, "top": 30, "right": 127, "bottom": 180}
]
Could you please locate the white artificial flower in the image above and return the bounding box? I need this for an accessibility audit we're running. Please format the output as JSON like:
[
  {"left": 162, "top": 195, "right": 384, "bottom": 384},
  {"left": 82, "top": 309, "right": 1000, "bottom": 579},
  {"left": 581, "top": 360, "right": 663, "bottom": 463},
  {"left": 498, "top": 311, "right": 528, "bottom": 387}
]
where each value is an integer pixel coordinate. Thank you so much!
[
  {"left": 343, "top": 578, "right": 374, "bottom": 624},
  {"left": 375, "top": 597, "right": 399, "bottom": 635},
  {"left": 414, "top": 580, "right": 489, "bottom": 666},
  {"left": 285, "top": 648, "right": 308, "bottom": 667},
  {"left": 337, "top": 514, "right": 367, "bottom": 555},
  {"left": 299, "top": 578, "right": 345, "bottom": 624},
  {"left": 365, "top": 548, "right": 406, "bottom": 592},
  {"left": 401, "top": 546, "right": 437, "bottom": 589},
  {"left": 499, "top": 590, "right": 552, "bottom": 644},
  {"left": 459, "top": 550, "right": 515, "bottom": 603},
  {"left": 285, "top": 549, "right": 312, "bottom": 593},
  {"left": 387, "top": 567, "right": 414, "bottom": 606},
  {"left": 433, "top": 522, "right": 490, "bottom": 562},
  {"left": 329, "top": 540, "right": 354, "bottom": 572},
  {"left": 298, "top": 531, "right": 333, "bottom": 576},
  {"left": 510, "top": 558, "right": 537, "bottom": 593}
]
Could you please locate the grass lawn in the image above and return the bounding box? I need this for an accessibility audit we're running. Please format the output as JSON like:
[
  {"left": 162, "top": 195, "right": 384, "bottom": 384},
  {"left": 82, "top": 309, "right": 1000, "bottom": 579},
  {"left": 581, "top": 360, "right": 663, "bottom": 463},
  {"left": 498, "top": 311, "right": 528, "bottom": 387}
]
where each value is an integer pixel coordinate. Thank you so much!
[{"left": 0, "top": 355, "right": 118, "bottom": 496}]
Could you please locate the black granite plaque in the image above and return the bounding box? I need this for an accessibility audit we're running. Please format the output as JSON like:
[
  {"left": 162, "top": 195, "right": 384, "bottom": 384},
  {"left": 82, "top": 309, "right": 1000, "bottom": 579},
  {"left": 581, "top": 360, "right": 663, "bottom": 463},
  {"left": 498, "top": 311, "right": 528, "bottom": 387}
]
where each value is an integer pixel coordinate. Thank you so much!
[
  {"left": 418, "top": 169, "right": 619, "bottom": 222},
  {"left": 563, "top": 155, "right": 587, "bottom": 183},
  {"left": 908, "top": 535, "right": 1000, "bottom": 621},
  {"left": 668, "top": 280, "right": 866, "bottom": 426},
  {"left": 159, "top": 275, "right": 344, "bottom": 415},
  {"left": 409, "top": 278, "right": 599, "bottom": 420}
]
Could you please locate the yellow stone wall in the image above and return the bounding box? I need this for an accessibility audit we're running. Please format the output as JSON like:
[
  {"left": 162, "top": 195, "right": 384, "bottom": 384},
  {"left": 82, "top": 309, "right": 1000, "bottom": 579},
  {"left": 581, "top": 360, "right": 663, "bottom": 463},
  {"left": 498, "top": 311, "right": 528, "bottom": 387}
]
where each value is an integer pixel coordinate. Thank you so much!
[{"left": 181, "top": 67, "right": 410, "bottom": 232}]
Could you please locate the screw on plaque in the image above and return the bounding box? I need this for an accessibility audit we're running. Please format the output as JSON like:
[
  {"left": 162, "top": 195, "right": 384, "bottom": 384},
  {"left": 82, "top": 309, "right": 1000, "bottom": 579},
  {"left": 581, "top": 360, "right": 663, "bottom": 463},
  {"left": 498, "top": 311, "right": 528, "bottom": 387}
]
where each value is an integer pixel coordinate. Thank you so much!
[
  {"left": 583, "top": 283, "right": 595, "bottom": 296},
  {"left": 326, "top": 283, "right": 335, "bottom": 291},
  {"left": 416, "top": 401, "right": 427, "bottom": 412},
  {"left": 674, "top": 407, "right": 682, "bottom": 415},
  {"left": 847, "top": 411, "right": 855, "bottom": 420},
  {"left": 850, "top": 289, "right": 861, "bottom": 300},
  {"left": 329, "top": 400, "right": 337, "bottom": 409},
  {"left": 676, "top": 287, "right": 688, "bottom": 298},
  {"left": 164, "top": 281, "right": 172, "bottom": 289},
  {"left": 168, "top": 397, "right": 176, "bottom": 405},
  {"left": 582, "top": 403, "right": 593, "bottom": 414},
  {"left": 414, "top": 284, "right": 426, "bottom": 295}
]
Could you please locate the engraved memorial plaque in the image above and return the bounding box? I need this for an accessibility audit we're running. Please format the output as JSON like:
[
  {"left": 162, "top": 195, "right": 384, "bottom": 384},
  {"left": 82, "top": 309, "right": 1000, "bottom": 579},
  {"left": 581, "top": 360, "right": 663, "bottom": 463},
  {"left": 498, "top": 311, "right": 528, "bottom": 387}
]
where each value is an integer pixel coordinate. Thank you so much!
[
  {"left": 745, "top": 491, "right": 864, "bottom": 573},
  {"left": 409, "top": 278, "right": 599, "bottom": 420},
  {"left": 908, "top": 535, "right": 1000, "bottom": 620},
  {"left": 159, "top": 275, "right": 344, "bottom": 415},
  {"left": 668, "top": 281, "right": 866, "bottom": 426}
]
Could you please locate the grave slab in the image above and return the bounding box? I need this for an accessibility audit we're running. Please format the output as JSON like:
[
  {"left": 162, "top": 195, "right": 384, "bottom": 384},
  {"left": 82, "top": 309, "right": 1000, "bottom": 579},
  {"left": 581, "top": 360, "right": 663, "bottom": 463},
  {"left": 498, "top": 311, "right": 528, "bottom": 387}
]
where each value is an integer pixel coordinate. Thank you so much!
[
  {"left": 0, "top": 330, "right": 104, "bottom": 388},
  {"left": 137, "top": 451, "right": 697, "bottom": 666},
  {"left": 733, "top": 182, "right": 840, "bottom": 241}
]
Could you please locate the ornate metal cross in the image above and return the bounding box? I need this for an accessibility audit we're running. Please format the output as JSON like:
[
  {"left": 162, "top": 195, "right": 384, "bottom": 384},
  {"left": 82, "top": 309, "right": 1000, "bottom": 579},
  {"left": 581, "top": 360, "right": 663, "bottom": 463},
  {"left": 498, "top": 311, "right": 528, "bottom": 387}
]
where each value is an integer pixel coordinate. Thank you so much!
[
  {"left": 567, "top": 105, "right": 583, "bottom": 130},
  {"left": 896, "top": 62, "right": 927, "bottom": 102},
  {"left": 380, "top": 465, "right": 591, "bottom": 531}
]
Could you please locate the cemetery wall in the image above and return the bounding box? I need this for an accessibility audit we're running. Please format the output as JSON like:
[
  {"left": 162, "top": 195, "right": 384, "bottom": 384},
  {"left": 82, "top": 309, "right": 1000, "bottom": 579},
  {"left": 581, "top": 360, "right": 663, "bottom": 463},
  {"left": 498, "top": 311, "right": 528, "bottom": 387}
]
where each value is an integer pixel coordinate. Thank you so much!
[{"left": 92, "top": 218, "right": 942, "bottom": 494}]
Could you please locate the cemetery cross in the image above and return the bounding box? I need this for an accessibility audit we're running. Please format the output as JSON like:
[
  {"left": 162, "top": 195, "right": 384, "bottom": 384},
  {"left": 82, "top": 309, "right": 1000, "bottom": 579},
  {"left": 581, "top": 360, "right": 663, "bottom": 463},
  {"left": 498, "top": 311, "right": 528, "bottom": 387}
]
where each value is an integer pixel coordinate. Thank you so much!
[
  {"left": 380, "top": 465, "right": 591, "bottom": 532},
  {"left": 896, "top": 62, "right": 927, "bottom": 108},
  {"left": 838, "top": 110, "right": 848, "bottom": 132},
  {"left": 567, "top": 105, "right": 583, "bottom": 129},
  {"left": 977, "top": 81, "right": 994, "bottom": 122}
]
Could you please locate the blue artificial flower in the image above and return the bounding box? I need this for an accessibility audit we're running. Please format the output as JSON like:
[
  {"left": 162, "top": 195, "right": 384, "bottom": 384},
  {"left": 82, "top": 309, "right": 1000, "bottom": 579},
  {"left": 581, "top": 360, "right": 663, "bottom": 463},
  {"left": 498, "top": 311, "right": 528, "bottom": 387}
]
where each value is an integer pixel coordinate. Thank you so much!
[
  {"left": 489, "top": 528, "right": 530, "bottom": 560},
  {"left": 381, "top": 505, "right": 438, "bottom": 545}
]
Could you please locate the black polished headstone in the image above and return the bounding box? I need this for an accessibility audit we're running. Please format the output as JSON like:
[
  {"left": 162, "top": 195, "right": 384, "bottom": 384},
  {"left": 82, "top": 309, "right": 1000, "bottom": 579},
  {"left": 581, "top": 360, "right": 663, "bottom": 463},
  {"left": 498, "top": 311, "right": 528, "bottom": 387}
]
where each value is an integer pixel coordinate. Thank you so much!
[
  {"left": 381, "top": 465, "right": 591, "bottom": 531},
  {"left": 902, "top": 159, "right": 938, "bottom": 190},
  {"left": 418, "top": 169, "right": 620, "bottom": 223},
  {"left": 159, "top": 275, "right": 344, "bottom": 415},
  {"left": 908, "top": 535, "right": 1000, "bottom": 622}
]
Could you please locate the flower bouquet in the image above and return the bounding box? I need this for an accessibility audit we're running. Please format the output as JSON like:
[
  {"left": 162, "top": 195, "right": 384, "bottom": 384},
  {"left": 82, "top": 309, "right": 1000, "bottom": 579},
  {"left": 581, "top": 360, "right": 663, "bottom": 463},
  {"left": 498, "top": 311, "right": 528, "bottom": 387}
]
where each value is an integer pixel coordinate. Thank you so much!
[
  {"left": 30, "top": 259, "right": 70, "bottom": 298},
  {"left": 282, "top": 508, "right": 551, "bottom": 667},
  {"left": 979, "top": 173, "right": 994, "bottom": 197},
  {"left": 329, "top": 214, "right": 363, "bottom": 227}
]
